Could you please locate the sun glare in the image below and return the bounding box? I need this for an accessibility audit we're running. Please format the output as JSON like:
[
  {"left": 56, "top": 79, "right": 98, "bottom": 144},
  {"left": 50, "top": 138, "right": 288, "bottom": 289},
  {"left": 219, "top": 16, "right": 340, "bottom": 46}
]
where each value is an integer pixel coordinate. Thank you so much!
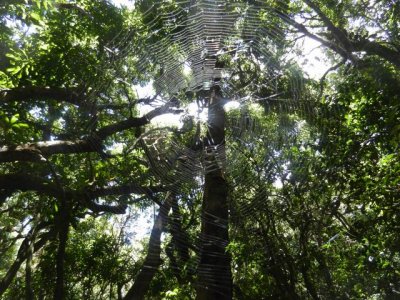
[
  {"left": 224, "top": 100, "right": 240, "bottom": 111},
  {"left": 187, "top": 102, "right": 208, "bottom": 122}
]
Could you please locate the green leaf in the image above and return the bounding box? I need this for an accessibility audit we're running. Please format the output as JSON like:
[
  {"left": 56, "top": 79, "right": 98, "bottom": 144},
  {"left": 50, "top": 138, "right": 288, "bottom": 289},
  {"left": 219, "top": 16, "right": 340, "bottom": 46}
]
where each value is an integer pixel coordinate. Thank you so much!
[
  {"left": 31, "top": 12, "right": 41, "bottom": 21},
  {"left": 10, "top": 114, "right": 19, "bottom": 124},
  {"left": 5, "top": 53, "right": 18, "bottom": 60},
  {"left": 7, "top": 66, "right": 21, "bottom": 76},
  {"left": 17, "top": 123, "right": 29, "bottom": 129}
]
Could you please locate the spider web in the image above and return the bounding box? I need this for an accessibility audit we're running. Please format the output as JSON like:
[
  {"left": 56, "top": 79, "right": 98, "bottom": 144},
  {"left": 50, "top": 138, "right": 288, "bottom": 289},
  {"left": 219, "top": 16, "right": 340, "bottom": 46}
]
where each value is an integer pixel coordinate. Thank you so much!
[{"left": 70, "top": 0, "right": 336, "bottom": 297}]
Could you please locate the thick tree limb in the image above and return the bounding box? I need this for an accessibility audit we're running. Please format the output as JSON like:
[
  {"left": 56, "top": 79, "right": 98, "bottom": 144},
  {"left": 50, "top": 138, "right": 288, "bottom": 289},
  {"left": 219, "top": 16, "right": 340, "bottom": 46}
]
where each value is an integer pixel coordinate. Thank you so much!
[
  {"left": 273, "top": 9, "right": 351, "bottom": 60},
  {"left": 0, "top": 173, "right": 164, "bottom": 213},
  {"left": 303, "top": 0, "right": 352, "bottom": 51},
  {"left": 351, "top": 39, "right": 400, "bottom": 67},
  {"left": 0, "top": 87, "right": 83, "bottom": 106},
  {"left": 0, "top": 86, "right": 180, "bottom": 112},
  {"left": 96, "top": 117, "right": 148, "bottom": 139},
  {"left": 0, "top": 101, "right": 182, "bottom": 163},
  {"left": 302, "top": 0, "right": 400, "bottom": 68},
  {"left": 0, "top": 140, "right": 96, "bottom": 163},
  {"left": 275, "top": 1, "right": 400, "bottom": 68}
]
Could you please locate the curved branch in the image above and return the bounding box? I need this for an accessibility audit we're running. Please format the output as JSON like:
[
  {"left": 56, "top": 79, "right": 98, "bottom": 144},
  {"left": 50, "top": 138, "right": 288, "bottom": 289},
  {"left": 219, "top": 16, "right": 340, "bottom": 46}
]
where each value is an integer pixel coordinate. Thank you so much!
[
  {"left": 302, "top": 0, "right": 400, "bottom": 68},
  {"left": 0, "top": 140, "right": 97, "bottom": 163},
  {"left": 273, "top": 9, "right": 350, "bottom": 60},
  {"left": 276, "top": 1, "right": 400, "bottom": 68},
  {"left": 0, "top": 173, "right": 165, "bottom": 213},
  {"left": 318, "top": 58, "right": 346, "bottom": 99},
  {"left": 0, "top": 100, "right": 182, "bottom": 163}
]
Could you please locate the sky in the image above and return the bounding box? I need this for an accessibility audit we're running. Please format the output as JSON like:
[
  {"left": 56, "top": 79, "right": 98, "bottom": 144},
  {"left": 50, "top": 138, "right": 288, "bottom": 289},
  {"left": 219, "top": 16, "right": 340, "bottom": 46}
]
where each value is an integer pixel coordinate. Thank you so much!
[{"left": 111, "top": 0, "right": 136, "bottom": 9}]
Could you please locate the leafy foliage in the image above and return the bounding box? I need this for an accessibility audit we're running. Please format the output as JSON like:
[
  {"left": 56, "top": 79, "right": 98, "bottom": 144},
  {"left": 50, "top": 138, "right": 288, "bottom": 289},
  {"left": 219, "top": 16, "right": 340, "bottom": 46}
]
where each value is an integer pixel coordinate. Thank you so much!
[{"left": 1, "top": 0, "right": 399, "bottom": 299}]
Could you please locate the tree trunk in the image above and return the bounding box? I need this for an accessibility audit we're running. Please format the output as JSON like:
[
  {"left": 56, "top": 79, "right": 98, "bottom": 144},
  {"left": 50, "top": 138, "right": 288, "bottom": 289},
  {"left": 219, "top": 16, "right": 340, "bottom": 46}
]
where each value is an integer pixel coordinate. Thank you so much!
[
  {"left": 54, "top": 208, "right": 70, "bottom": 300},
  {"left": 25, "top": 237, "right": 34, "bottom": 300},
  {"left": 123, "top": 195, "right": 172, "bottom": 300},
  {"left": 196, "top": 87, "right": 232, "bottom": 300}
]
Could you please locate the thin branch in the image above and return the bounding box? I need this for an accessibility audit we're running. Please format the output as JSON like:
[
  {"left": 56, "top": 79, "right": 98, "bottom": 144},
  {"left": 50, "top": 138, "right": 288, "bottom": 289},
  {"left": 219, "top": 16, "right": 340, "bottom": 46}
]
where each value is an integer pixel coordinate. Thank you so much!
[
  {"left": 302, "top": 0, "right": 400, "bottom": 68},
  {"left": 318, "top": 58, "right": 346, "bottom": 99},
  {"left": 0, "top": 224, "right": 55, "bottom": 297}
]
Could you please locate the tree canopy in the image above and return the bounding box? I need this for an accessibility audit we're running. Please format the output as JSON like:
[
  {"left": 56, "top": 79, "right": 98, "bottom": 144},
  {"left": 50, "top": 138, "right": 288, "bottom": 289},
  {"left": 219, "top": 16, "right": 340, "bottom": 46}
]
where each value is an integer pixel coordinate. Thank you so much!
[{"left": 0, "top": 0, "right": 399, "bottom": 299}]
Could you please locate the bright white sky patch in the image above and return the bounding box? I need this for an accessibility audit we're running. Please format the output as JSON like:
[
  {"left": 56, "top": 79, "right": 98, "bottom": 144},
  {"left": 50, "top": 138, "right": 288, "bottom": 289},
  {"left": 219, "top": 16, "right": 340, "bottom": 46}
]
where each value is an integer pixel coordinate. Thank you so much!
[
  {"left": 107, "top": 142, "right": 124, "bottom": 154},
  {"left": 110, "top": 0, "right": 135, "bottom": 9},
  {"left": 151, "top": 113, "right": 183, "bottom": 127},
  {"left": 183, "top": 62, "right": 192, "bottom": 77},
  {"left": 135, "top": 81, "right": 155, "bottom": 99},
  {"left": 288, "top": 35, "right": 330, "bottom": 80},
  {"left": 224, "top": 100, "right": 240, "bottom": 112},
  {"left": 299, "top": 37, "right": 330, "bottom": 80},
  {"left": 273, "top": 178, "right": 283, "bottom": 189},
  {"left": 187, "top": 102, "right": 208, "bottom": 122},
  {"left": 129, "top": 207, "right": 154, "bottom": 244}
]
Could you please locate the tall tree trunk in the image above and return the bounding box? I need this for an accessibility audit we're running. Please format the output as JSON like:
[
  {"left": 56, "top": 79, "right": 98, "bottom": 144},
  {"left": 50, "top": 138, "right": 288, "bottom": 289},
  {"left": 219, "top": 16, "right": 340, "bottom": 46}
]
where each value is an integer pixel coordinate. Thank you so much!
[
  {"left": 196, "top": 87, "right": 232, "bottom": 300},
  {"left": 25, "top": 237, "right": 34, "bottom": 300},
  {"left": 123, "top": 195, "right": 172, "bottom": 300},
  {"left": 166, "top": 197, "right": 193, "bottom": 284},
  {"left": 54, "top": 205, "right": 70, "bottom": 300}
]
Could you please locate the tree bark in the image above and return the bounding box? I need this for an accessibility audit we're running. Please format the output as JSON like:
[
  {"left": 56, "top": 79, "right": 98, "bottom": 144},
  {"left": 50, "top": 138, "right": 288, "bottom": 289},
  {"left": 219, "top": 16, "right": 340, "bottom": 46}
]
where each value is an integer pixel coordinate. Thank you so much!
[
  {"left": 0, "top": 100, "right": 181, "bottom": 163},
  {"left": 54, "top": 205, "right": 70, "bottom": 300},
  {"left": 302, "top": 0, "right": 400, "bottom": 68},
  {"left": 0, "top": 227, "right": 55, "bottom": 296},
  {"left": 0, "top": 87, "right": 82, "bottom": 106},
  {"left": 170, "top": 197, "right": 191, "bottom": 265},
  {"left": 123, "top": 195, "right": 172, "bottom": 300},
  {"left": 25, "top": 233, "right": 34, "bottom": 300},
  {"left": 196, "top": 87, "right": 232, "bottom": 300},
  {"left": 0, "top": 173, "right": 166, "bottom": 213},
  {"left": 165, "top": 196, "right": 193, "bottom": 284}
]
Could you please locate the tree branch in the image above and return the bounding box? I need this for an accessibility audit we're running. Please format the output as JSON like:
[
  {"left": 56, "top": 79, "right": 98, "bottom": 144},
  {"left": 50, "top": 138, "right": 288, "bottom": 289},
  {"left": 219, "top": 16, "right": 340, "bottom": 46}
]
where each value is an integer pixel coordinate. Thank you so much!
[
  {"left": 0, "top": 225, "right": 55, "bottom": 297},
  {"left": 0, "top": 87, "right": 83, "bottom": 106},
  {"left": 0, "top": 173, "right": 165, "bottom": 213},
  {"left": 303, "top": 0, "right": 352, "bottom": 51},
  {"left": 302, "top": 0, "right": 400, "bottom": 68},
  {"left": 54, "top": 207, "right": 70, "bottom": 300},
  {"left": 274, "top": 9, "right": 350, "bottom": 60},
  {"left": 0, "top": 100, "right": 182, "bottom": 163},
  {"left": 318, "top": 58, "right": 346, "bottom": 99}
]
